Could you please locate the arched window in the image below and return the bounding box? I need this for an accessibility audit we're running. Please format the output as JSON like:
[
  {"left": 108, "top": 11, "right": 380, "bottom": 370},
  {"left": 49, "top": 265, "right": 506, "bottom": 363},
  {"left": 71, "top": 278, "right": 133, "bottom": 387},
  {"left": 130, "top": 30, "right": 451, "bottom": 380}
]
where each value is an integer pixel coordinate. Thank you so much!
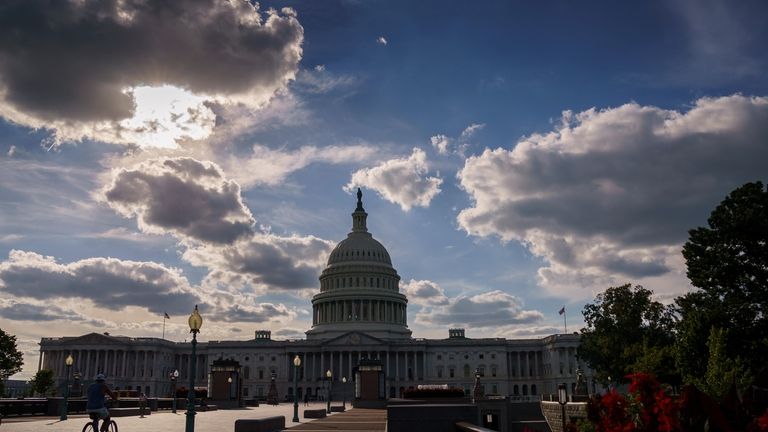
[
  {"left": 531, "top": 384, "right": 537, "bottom": 395},
  {"left": 522, "top": 384, "right": 528, "bottom": 395},
  {"left": 513, "top": 385, "right": 519, "bottom": 395},
  {"left": 244, "top": 366, "right": 250, "bottom": 379},
  {"left": 463, "top": 364, "right": 470, "bottom": 378}
]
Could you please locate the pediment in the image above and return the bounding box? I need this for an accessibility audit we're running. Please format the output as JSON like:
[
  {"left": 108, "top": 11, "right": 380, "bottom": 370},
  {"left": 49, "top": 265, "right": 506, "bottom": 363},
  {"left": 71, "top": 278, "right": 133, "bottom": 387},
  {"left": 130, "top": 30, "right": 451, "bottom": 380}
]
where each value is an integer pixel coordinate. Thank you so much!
[
  {"left": 322, "top": 331, "right": 386, "bottom": 347},
  {"left": 68, "top": 332, "right": 121, "bottom": 346}
]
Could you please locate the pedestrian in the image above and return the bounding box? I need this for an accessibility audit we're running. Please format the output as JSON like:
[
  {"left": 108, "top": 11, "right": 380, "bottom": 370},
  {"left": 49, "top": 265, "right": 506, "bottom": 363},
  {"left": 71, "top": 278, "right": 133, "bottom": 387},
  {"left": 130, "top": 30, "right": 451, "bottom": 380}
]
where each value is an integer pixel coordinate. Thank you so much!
[
  {"left": 139, "top": 392, "right": 147, "bottom": 418},
  {"left": 304, "top": 391, "right": 310, "bottom": 406}
]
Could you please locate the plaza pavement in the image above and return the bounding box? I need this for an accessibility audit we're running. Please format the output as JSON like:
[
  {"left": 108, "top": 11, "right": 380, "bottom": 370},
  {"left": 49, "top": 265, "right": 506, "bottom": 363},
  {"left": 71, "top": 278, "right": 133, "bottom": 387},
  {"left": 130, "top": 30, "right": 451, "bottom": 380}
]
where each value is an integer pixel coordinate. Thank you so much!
[{"left": 0, "top": 401, "right": 341, "bottom": 432}]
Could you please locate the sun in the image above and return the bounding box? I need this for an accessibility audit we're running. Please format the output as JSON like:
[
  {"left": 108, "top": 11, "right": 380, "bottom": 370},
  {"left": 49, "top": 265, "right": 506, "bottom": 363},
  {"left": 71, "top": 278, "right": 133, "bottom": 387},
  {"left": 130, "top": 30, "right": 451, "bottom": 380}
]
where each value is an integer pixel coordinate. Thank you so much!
[{"left": 119, "top": 85, "right": 217, "bottom": 149}]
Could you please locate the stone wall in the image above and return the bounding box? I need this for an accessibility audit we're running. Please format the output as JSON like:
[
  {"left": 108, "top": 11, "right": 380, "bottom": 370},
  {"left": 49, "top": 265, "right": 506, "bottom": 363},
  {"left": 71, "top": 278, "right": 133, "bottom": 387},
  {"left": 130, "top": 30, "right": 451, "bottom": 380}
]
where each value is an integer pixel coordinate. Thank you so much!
[{"left": 540, "top": 401, "right": 587, "bottom": 432}]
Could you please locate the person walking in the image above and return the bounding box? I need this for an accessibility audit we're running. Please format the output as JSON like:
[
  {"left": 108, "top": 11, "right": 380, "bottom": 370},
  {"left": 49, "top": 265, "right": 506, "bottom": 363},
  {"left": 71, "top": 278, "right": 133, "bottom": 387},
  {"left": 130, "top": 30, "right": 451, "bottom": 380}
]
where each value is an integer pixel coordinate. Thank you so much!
[{"left": 304, "top": 390, "right": 310, "bottom": 406}]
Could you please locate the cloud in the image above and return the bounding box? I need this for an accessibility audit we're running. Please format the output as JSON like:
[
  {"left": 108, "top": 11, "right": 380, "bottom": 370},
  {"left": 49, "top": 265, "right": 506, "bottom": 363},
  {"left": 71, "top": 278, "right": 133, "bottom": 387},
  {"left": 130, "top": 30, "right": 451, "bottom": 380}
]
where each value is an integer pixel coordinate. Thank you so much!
[
  {"left": 401, "top": 279, "right": 448, "bottom": 306},
  {"left": 7, "top": 145, "right": 15, "bottom": 157},
  {"left": 430, "top": 135, "right": 451, "bottom": 155},
  {"left": 0, "top": 298, "right": 113, "bottom": 327},
  {"left": 415, "top": 290, "right": 544, "bottom": 328},
  {"left": 226, "top": 144, "right": 377, "bottom": 188},
  {"left": 460, "top": 123, "right": 485, "bottom": 139},
  {"left": 431, "top": 123, "right": 485, "bottom": 157},
  {"left": 345, "top": 148, "right": 443, "bottom": 211},
  {"left": 457, "top": 94, "right": 768, "bottom": 297},
  {"left": 0, "top": 0, "right": 303, "bottom": 147},
  {"left": 376, "top": 36, "right": 388, "bottom": 45},
  {"left": 185, "top": 233, "right": 334, "bottom": 292},
  {"left": 103, "top": 157, "right": 255, "bottom": 244},
  {"left": 0, "top": 250, "right": 199, "bottom": 315}
]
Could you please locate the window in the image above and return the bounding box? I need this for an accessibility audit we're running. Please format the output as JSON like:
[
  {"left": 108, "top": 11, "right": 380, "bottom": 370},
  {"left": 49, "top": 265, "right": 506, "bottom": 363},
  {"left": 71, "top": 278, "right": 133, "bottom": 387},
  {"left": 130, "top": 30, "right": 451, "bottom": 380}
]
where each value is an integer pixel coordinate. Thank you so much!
[
  {"left": 258, "top": 370, "right": 264, "bottom": 379},
  {"left": 448, "top": 354, "right": 454, "bottom": 360},
  {"left": 492, "top": 384, "right": 497, "bottom": 394},
  {"left": 478, "top": 366, "right": 485, "bottom": 377},
  {"left": 464, "top": 355, "right": 469, "bottom": 360},
  {"left": 491, "top": 366, "right": 497, "bottom": 377},
  {"left": 259, "top": 356, "right": 264, "bottom": 361},
  {"left": 437, "top": 355, "right": 442, "bottom": 360},
  {"left": 479, "top": 354, "right": 484, "bottom": 359},
  {"left": 464, "top": 364, "right": 470, "bottom": 378},
  {"left": 491, "top": 354, "right": 495, "bottom": 359},
  {"left": 243, "top": 387, "right": 249, "bottom": 397},
  {"left": 437, "top": 367, "right": 443, "bottom": 378},
  {"left": 244, "top": 366, "right": 250, "bottom": 379},
  {"left": 271, "top": 356, "right": 276, "bottom": 361},
  {"left": 449, "top": 368, "right": 455, "bottom": 378}
]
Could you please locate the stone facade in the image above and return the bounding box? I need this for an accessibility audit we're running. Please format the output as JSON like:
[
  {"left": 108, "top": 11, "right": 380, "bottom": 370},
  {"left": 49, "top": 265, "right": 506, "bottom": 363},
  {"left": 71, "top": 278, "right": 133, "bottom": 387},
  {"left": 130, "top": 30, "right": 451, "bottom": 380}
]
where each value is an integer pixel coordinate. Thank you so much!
[{"left": 38, "top": 191, "right": 591, "bottom": 400}]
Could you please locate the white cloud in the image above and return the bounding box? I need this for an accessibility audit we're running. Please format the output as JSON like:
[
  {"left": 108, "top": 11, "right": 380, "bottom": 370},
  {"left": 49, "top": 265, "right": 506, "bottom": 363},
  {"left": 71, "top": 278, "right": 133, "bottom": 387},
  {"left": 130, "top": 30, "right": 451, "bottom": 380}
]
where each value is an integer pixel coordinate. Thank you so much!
[
  {"left": 345, "top": 148, "right": 443, "bottom": 211},
  {"left": 415, "top": 290, "right": 544, "bottom": 328},
  {"left": 457, "top": 94, "right": 768, "bottom": 299},
  {"left": 401, "top": 279, "right": 449, "bottom": 306},
  {"left": 7, "top": 145, "right": 16, "bottom": 157},
  {"left": 460, "top": 123, "right": 485, "bottom": 139},
  {"left": 377, "top": 36, "right": 388, "bottom": 45},
  {"left": 227, "top": 144, "right": 377, "bottom": 188},
  {"left": 430, "top": 134, "right": 451, "bottom": 155}
]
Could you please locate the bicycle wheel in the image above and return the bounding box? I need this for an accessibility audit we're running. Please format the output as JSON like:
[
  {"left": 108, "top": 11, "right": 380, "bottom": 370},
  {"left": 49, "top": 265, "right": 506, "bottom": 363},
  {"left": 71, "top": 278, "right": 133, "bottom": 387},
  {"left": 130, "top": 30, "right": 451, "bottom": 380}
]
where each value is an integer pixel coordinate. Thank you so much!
[
  {"left": 109, "top": 420, "right": 118, "bottom": 432},
  {"left": 82, "top": 421, "right": 97, "bottom": 432}
]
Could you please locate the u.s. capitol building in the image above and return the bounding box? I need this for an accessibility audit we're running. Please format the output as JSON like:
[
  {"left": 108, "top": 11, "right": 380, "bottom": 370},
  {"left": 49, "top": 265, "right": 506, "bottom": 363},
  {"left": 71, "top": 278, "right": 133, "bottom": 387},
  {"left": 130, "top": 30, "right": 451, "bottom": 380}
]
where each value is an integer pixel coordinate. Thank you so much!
[{"left": 39, "top": 191, "right": 586, "bottom": 400}]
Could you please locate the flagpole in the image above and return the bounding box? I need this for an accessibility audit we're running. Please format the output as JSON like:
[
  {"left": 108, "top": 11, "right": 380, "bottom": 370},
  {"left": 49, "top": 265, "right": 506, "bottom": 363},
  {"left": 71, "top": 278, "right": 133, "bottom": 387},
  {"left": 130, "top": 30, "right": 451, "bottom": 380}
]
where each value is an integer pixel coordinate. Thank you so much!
[
  {"left": 162, "top": 315, "right": 166, "bottom": 340},
  {"left": 563, "top": 309, "right": 567, "bottom": 334}
]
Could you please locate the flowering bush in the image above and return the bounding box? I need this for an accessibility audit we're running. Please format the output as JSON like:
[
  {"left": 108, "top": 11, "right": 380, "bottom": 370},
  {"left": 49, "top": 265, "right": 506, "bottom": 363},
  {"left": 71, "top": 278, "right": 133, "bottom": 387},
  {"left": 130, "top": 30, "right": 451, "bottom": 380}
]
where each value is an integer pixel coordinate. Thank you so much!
[{"left": 577, "top": 373, "right": 680, "bottom": 432}]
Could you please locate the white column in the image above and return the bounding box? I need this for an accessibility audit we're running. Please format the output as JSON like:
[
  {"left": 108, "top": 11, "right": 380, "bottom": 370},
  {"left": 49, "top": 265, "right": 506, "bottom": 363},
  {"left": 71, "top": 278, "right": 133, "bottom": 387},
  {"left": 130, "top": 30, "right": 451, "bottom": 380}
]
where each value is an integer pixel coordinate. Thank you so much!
[
  {"left": 85, "top": 350, "right": 92, "bottom": 379},
  {"left": 395, "top": 351, "right": 399, "bottom": 381}
]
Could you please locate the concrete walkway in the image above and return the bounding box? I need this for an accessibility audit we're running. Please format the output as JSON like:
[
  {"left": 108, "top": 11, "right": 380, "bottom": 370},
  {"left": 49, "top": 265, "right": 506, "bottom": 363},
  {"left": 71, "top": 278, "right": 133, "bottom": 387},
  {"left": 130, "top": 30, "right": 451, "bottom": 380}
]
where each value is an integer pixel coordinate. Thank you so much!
[
  {"left": 284, "top": 408, "right": 386, "bottom": 431},
  {"left": 0, "top": 401, "right": 336, "bottom": 432}
]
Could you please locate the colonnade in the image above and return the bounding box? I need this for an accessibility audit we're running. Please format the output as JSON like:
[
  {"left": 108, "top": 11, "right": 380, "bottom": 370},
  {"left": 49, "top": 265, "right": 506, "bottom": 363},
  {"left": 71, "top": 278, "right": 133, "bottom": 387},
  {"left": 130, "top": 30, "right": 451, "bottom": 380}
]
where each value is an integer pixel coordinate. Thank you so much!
[
  {"left": 505, "top": 350, "right": 543, "bottom": 378},
  {"left": 285, "top": 349, "right": 426, "bottom": 384},
  {"left": 313, "top": 299, "right": 406, "bottom": 325}
]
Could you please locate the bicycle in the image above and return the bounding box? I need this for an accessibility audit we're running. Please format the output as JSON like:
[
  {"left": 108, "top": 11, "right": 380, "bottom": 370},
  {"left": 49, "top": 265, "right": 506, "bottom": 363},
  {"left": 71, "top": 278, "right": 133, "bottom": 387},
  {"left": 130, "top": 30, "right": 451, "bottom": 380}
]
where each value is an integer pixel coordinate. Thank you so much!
[{"left": 82, "top": 412, "right": 118, "bottom": 432}]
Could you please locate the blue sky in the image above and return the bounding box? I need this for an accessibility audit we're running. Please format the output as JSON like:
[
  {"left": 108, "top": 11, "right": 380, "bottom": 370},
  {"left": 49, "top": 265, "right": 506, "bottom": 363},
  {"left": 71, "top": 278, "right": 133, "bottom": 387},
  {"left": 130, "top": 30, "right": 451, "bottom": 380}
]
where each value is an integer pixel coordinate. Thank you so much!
[{"left": 1, "top": 0, "right": 767, "bottom": 378}]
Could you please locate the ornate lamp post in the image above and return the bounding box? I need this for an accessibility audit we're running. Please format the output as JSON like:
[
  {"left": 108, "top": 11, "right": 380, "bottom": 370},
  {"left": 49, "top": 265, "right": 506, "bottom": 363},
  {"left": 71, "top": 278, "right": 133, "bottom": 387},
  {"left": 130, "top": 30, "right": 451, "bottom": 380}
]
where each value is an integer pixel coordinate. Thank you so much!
[
  {"left": 557, "top": 383, "right": 567, "bottom": 432},
  {"left": 171, "top": 369, "right": 179, "bottom": 413},
  {"left": 341, "top": 376, "right": 347, "bottom": 410},
  {"left": 60, "top": 354, "right": 74, "bottom": 420},
  {"left": 185, "top": 305, "right": 203, "bottom": 432},
  {"left": 292, "top": 355, "right": 301, "bottom": 422},
  {"left": 325, "top": 370, "right": 332, "bottom": 414}
]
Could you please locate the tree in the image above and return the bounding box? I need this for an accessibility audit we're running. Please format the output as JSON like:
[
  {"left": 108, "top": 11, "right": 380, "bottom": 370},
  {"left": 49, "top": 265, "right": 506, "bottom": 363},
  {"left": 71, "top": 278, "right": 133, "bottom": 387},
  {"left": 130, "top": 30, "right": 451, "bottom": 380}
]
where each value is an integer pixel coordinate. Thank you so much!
[
  {"left": 677, "top": 181, "right": 768, "bottom": 384},
  {"left": 0, "top": 328, "right": 24, "bottom": 381},
  {"left": 578, "top": 284, "right": 678, "bottom": 385},
  {"left": 29, "top": 369, "right": 55, "bottom": 396}
]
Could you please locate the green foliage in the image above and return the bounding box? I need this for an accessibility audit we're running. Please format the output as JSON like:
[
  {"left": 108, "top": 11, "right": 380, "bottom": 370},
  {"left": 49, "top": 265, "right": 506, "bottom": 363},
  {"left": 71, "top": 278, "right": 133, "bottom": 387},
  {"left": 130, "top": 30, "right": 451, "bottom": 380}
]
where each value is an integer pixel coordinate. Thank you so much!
[
  {"left": 697, "top": 327, "right": 753, "bottom": 400},
  {"left": 677, "top": 181, "right": 768, "bottom": 384},
  {"left": 29, "top": 369, "right": 55, "bottom": 396},
  {"left": 578, "top": 284, "right": 678, "bottom": 385},
  {"left": 0, "top": 328, "right": 24, "bottom": 380}
]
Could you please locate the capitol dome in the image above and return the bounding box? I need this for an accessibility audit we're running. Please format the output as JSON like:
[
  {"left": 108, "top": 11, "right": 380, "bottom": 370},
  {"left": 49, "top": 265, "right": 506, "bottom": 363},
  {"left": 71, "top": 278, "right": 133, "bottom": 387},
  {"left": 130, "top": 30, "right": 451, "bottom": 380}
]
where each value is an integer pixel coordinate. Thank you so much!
[{"left": 306, "top": 189, "right": 411, "bottom": 340}]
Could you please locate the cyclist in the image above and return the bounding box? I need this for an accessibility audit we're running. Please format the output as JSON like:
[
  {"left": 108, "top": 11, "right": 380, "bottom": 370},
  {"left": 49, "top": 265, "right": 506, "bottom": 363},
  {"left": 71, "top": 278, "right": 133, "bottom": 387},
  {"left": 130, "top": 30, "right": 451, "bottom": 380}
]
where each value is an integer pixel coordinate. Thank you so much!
[{"left": 86, "top": 374, "right": 117, "bottom": 432}]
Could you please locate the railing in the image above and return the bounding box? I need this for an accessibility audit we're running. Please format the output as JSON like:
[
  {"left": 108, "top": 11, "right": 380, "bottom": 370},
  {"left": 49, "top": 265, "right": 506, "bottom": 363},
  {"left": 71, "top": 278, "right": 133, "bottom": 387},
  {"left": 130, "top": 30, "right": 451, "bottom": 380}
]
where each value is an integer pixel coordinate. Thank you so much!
[{"left": 0, "top": 399, "right": 49, "bottom": 417}]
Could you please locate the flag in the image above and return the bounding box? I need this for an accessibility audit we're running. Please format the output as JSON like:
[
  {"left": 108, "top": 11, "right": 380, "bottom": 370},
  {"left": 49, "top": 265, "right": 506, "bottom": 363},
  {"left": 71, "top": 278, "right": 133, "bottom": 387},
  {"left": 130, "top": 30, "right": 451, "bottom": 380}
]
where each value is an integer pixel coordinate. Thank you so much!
[
  {"left": 164, "top": 312, "right": 170, "bottom": 319},
  {"left": 558, "top": 307, "right": 565, "bottom": 315}
]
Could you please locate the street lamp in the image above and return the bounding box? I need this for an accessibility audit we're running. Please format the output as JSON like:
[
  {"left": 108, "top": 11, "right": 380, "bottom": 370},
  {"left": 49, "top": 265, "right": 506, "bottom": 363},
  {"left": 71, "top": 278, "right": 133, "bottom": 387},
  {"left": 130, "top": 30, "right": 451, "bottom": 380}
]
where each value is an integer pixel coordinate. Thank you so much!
[
  {"left": 227, "top": 376, "right": 233, "bottom": 400},
  {"left": 60, "top": 354, "right": 74, "bottom": 420},
  {"left": 171, "top": 369, "right": 179, "bottom": 413},
  {"left": 558, "top": 383, "right": 567, "bottom": 432},
  {"left": 185, "top": 305, "right": 203, "bottom": 432},
  {"left": 292, "top": 355, "right": 301, "bottom": 422},
  {"left": 325, "top": 370, "right": 332, "bottom": 414},
  {"left": 341, "top": 376, "right": 347, "bottom": 410}
]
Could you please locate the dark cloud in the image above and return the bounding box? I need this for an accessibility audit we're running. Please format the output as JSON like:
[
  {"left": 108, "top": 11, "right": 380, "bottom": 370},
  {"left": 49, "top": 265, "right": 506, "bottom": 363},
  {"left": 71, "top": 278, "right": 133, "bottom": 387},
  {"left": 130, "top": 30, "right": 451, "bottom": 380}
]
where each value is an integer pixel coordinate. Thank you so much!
[
  {"left": 0, "top": 299, "right": 109, "bottom": 326},
  {"left": 458, "top": 95, "right": 768, "bottom": 293},
  {"left": 415, "top": 290, "right": 544, "bottom": 328},
  {"left": 185, "top": 234, "right": 334, "bottom": 291},
  {"left": 0, "top": 250, "right": 199, "bottom": 315},
  {"left": 104, "top": 157, "right": 254, "bottom": 244},
  {"left": 0, "top": 0, "right": 303, "bottom": 123}
]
